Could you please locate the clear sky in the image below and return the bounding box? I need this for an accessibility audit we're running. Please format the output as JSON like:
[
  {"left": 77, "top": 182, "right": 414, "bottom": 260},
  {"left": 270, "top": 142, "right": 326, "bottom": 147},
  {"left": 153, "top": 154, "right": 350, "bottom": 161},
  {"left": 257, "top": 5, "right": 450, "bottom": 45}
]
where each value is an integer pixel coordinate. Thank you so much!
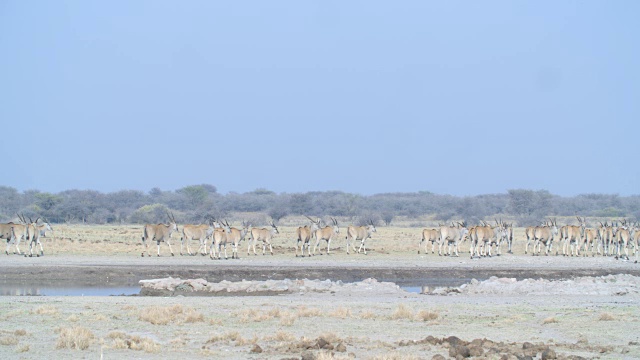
[{"left": 1, "top": 1, "right": 638, "bottom": 196}]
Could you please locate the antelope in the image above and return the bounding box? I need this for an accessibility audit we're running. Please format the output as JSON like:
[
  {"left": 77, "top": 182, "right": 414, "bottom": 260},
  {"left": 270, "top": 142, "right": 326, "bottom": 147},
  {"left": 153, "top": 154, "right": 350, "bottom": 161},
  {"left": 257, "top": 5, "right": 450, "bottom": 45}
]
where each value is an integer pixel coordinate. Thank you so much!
[
  {"left": 141, "top": 212, "right": 179, "bottom": 257},
  {"left": 210, "top": 220, "right": 234, "bottom": 259},
  {"left": 419, "top": 228, "right": 440, "bottom": 254},
  {"left": 26, "top": 217, "right": 45, "bottom": 257},
  {"left": 524, "top": 221, "right": 546, "bottom": 254},
  {"left": 581, "top": 222, "right": 601, "bottom": 257},
  {"left": 1, "top": 214, "right": 29, "bottom": 255},
  {"left": 35, "top": 220, "right": 54, "bottom": 238},
  {"left": 599, "top": 221, "right": 616, "bottom": 256},
  {"left": 438, "top": 222, "right": 468, "bottom": 257},
  {"left": 181, "top": 218, "right": 216, "bottom": 256},
  {"left": 504, "top": 222, "right": 514, "bottom": 254},
  {"left": 469, "top": 220, "right": 503, "bottom": 258},
  {"left": 226, "top": 220, "right": 250, "bottom": 259},
  {"left": 532, "top": 218, "right": 558, "bottom": 256},
  {"left": 346, "top": 220, "right": 377, "bottom": 255},
  {"left": 613, "top": 219, "right": 631, "bottom": 260},
  {"left": 560, "top": 216, "right": 585, "bottom": 257},
  {"left": 312, "top": 217, "right": 339, "bottom": 255},
  {"left": 632, "top": 222, "right": 640, "bottom": 263},
  {"left": 248, "top": 222, "right": 279, "bottom": 256},
  {"left": 295, "top": 216, "right": 321, "bottom": 257}
]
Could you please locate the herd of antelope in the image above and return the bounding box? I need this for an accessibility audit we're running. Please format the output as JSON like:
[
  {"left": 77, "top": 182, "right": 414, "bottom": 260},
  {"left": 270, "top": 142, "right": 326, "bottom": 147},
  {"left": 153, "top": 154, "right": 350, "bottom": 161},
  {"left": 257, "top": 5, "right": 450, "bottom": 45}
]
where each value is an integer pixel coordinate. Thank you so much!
[
  {"left": 140, "top": 213, "right": 377, "bottom": 259},
  {"left": 2, "top": 213, "right": 639, "bottom": 262}
]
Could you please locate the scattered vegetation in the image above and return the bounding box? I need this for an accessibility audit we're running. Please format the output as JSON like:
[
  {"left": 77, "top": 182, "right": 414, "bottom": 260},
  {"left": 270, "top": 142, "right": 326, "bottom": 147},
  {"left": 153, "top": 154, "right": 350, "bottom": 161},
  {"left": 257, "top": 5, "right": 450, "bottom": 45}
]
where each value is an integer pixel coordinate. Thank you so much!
[
  {"left": 390, "top": 304, "right": 414, "bottom": 320},
  {"left": 138, "top": 304, "right": 203, "bottom": 325},
  {"left": 107, "top": 331, "right": 160, "bottom": 353},
  {"left": 542, "top": 317, "right": 558, "bottom": 324},
  {"left": 598, "top": 312, "right": 615, "bottom": 321},
  {"left": 416, "top": 309, "right": 439, "bottom": 321},
  {"left": 32, "top": 305, "right": 59, "bottom": 315}
]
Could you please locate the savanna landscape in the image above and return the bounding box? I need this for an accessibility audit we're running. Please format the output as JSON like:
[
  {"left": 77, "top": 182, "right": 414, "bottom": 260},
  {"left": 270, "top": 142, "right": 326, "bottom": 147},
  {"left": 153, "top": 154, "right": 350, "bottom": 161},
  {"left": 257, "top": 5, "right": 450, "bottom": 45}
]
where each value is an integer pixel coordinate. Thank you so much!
[{"left": 1, "top": 219, "right": 639, "bottom": 360}]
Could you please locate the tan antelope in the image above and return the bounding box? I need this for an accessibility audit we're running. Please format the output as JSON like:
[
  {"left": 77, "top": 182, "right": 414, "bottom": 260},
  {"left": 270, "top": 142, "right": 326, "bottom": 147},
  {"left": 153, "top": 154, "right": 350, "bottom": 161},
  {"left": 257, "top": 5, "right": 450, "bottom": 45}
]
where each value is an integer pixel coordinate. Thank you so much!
[
  {"left": 295, "top": 216, "right": 321, "bottom": 257},
  {"left": 248, "top": 222, "right": 279, "bottom": 256},
  {"left": 181, "top": 218, "right": 217, "bottom": 256},
  {"left": 141, "top": 212, "right": 179, "bottom": 257},
  {"left": 1, "top": 214, "right": 29, "bottom": 255},
  {"left": 26, "top": 217, "right": 45, "bottom": 257},
  {"left": 504, "top": 222, "right": 514, "bottom": 254},
  {"left": 524, "top": 221, "right": 547, "bottom": 254},
  {"left": 469, "top": 220, "right": 503, "bottom": 258},
  {"left": 532, "top": 218, "right": 558, "bottom": 256},
  {"left": 209, "top": 220, "right": 239, "bottom": 260},
  {"left": 599, "top": 221, "right": 616, "bottom": 256},
  {"left": 581, "top": 225, "right": 601, "bottom": 257},
  {"left": 225, "top": 220, "right": 250, "bottom": 259},
  {"left": 419, "top": 228, "right": 440, "bottom": 254},
  {"left": 613, "top": 219, "right": 631, "bottom": 260},
  {"left": 632, "top": 222, "right": 640, "bottom": 263},
  {"left": 346, "top": 220, "right": 377, "bottom": 255},
  {"left": 560, "top": 216, "right": 585, "bottom": 257},
  {"left": 438, "top": 221, "right": 468, "bottom": 257},
  {"left": 312, "top": 217, "right": 339, "bottom": 256}
]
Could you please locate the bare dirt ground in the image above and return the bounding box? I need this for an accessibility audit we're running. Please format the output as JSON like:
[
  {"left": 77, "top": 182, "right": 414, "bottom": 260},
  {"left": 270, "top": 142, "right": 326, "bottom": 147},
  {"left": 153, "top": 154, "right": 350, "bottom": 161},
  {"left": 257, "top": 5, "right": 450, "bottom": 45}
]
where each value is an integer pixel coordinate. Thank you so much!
[{"left": 1, "top": 226, "right": 640, "bottom": 359}]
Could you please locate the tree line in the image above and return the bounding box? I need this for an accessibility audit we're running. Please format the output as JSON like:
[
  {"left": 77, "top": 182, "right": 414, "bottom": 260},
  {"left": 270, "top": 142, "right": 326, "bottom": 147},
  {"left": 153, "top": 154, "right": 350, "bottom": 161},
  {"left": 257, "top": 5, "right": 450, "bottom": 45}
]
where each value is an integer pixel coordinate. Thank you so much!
[{"left": 0, "top": 185, "right": 637, "bottom": 226}]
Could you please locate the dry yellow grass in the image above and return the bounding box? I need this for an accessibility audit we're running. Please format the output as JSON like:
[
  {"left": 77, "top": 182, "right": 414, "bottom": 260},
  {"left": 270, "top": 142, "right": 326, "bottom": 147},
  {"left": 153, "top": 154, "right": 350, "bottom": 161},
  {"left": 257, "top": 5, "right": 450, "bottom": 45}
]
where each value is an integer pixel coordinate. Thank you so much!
[
  {"left": 329, "top": 307, "right": 352, "bottom": 319},
  {"left": 138, "top": 304, "right": 203, "bottom": 325},
  {"left": 0, "top": 336, "right": 18, "bottom": 346},
  {"left": 56, "top": 326, "right": 95, "bottom": 350},
  {"left": 32, "top": 305, "right": 59, "bottom": 315},
  {"left": 297, "top": 305, "right": 322, "bottom": 317},
  {"left": 416, "top": 309, "right": 439, "bottom": 321},
  {"left": 542, "top": 317, "right": 558, "bottom": 324},
  {"left": 14, "top": 329, "right": 27, "bottom": 336},
  {"left": 390, "top": 304, "right": 413, "bottom": 320},
  {"left": 598, "top": 312, "right": 615, "bottom": 321},
  {"left": 106, "top": 331, "right": 160, "bottom": 352},
  {"left": 16, "top": 344, "right": 30, "bottom": 353},
  {"left": 279, "top": 312, "right": 296, "bottom": 326},
  {"left": 66, "top": 314, "right": 80, "bottom": 322},
  {"left": 359, "top": 310, "right": 377, "bottom": 319}
]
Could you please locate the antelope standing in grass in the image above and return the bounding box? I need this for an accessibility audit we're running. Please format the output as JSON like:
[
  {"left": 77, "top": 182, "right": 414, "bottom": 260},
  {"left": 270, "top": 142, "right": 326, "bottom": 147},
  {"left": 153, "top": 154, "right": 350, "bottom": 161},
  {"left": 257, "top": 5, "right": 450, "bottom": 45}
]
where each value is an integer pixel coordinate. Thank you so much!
[
  {"left": 181, "top": 218, "right": 217, "bottom": 256},
  {"left": 225, "top": 220, "right": 250, "bottom": 259},
  {"left": 532, "top": 218, "right": 558, "bottom": 256},
  {"left": 211, "top": 220, "right": 242, "bottom": 260},
  {"left": 295, "top": 216, "right": 321, "bottom": 257},
  {"left": 141, "top": 212, "right": 179, "bottom": 257},
  {"left": 581, "top": 225, "right": 601, "bottom": 257},
  {"left": 438, "top": 222, "right": 468, "bottom": 257},
  {"left": 312, "top": 217, "right": 339, "bottom": 256},
  {"left": 504, "top": 222, "right": 514, "bottom": 254},
  {"left": 346, "top": 220, "right": 377, "bottom": 255},
  {"left": 419, "top": 228, "right": 440, "bottom": 254},
  {"left": 1, "top": 214, "right": 29, "bottom": 255},
  {"left": 632, "top": 223, "right": 640, "bottom": 263},
  {"left": 248, "top": 222, "right": 279, "bottom": 256},
  {"left": 599, "top": 222, "right": 616, "bottom": 256},
  {"left": 469, "top": 220, "right": 503, "bottom": 258},
  {"left": 560, "top": 216, "right": 585, "bottom": 257},
  {"left": 524, "top": 225, "right": 536, "bottom": 254},
  {"left": 26, "top": 217, "right": 45, "bottom": 257},
  {"left": 613, "top": 219, "right": 631, "bottom": 260}
]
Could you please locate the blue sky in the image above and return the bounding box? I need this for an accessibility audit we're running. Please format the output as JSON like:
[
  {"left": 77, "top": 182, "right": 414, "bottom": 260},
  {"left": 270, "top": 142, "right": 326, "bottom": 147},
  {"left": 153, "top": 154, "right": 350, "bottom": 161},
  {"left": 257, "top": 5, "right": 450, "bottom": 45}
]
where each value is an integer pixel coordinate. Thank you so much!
[{"left": 1, "top": 1, "right": 638, "bottom": 196}]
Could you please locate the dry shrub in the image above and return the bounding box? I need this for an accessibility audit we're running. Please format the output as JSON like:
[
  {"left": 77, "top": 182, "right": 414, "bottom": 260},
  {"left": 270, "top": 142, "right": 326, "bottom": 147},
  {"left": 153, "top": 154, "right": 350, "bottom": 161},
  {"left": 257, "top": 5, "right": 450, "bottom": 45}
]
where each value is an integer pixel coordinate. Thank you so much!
[
  {"left": 271, "top": 330, "right": 296, "bottom": 342},
  {"left": 128, "top": 335, "right": 161, "bottom": 353},
  {"left": 209, "top": 318, "right": 223, "bottom": 326},
  {"left": 390, "top": 304, "right": 414, "bottom": 320},
  {"left": 318, "top": 332, "right": 341, "bottom": 344},
  {"left": 32, "top": 305, "right": 59, "bottom": 315},
  {"left": 107, "top": 331, "right": 159, "bottom": 352},
  {"left": 542, "top": 317, "right": 558, "bottom": 324},
  {"left": 94, "top": 314, "right": 108, "bottom": 321},
  {"left": 207, "top": 331, "right": 247, "bottom": 345},
  {"left": 279, "top": 312, "right": 296, "bottom": 326},
  {"left": 297, "top": 306, "right": 322, "bottom": 317},
  {"left": 15, "top": 344, "right": 29, "bottom": 353},
  {"left": 599, "top": 312, "right": 615, "bottom": 321},
  {"left": 268, "top": 307, "right": 282, "bottom": 317},
  {"left": 67, "top": 314, "right": 80, "bottom": 322},
  {"left": 121, "top": 305, "right": 137, "bottom": 311},
  {"left": 235, "top": 308, "right": 272, "bottom": 323},
  {"left": 14, "top": 329, "right": 27, "bottom": 336},
  {"left": 184, "top": 308, "right": 204, "bottom": 323},
  {"left": 359, "top": 310, "right": 377, "bottom": 319},
  {"left": 0, "top": 336, "right": 18, "bottom": 346},
  {"left": 56, "top": 326, "right": 95, "bottom": 350},
  {"left": 316, "top": 350, "right": 351, "bottom": 360},
  {"left": 329, "top": 307, "right": 352, "bottom": 319},
  {"left": 416, "top": 310, "right": 439, "bottom": 321}
]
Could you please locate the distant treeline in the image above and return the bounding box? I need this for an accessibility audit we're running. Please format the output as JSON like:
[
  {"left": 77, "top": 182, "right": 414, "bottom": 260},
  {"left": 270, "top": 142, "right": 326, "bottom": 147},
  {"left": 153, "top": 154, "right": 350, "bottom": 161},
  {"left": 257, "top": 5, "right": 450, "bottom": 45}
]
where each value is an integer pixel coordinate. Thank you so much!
[{"left": 0, "top": 185, "right": 637, "bottom": 226}]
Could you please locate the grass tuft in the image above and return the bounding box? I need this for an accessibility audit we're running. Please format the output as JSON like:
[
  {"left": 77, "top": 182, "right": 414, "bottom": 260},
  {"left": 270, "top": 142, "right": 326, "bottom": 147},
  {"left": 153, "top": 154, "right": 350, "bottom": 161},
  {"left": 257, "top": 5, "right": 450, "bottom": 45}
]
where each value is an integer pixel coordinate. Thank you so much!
[
  {"left": 56, "top": 326, "right": 95, "bottom": 350},
  {"left": 542, "top": 317, "right": 558, "bottom": 324},
  {"left": 598, "top": 312, "right": 615, "bottom": 321},
  {"left": 390, "top": 304, "right": 414, "bottom": 320},
  {"left": 416, "top": 310, "right": 439, "bottom": 321}
]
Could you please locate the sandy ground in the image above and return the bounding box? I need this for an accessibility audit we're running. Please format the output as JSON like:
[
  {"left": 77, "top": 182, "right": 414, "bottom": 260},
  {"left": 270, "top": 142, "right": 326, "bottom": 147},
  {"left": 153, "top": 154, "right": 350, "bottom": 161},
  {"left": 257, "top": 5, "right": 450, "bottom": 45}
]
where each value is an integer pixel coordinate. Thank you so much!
[{"left": 1, "top": 247, "right": 640, "bottom": 359}]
